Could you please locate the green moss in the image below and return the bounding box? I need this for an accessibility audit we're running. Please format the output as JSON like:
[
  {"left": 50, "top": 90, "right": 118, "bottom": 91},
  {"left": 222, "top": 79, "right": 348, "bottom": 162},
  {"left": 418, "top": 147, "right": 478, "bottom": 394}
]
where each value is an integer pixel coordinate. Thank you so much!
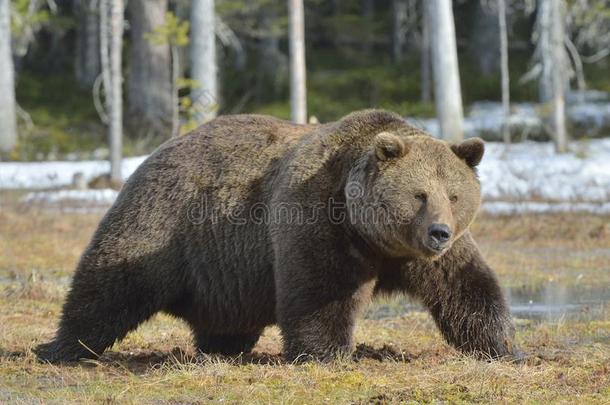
[
  {"left": 249, "top": 50, "right": 547, "bottom": 123},
  {"left": 14, "top": 72, "right": 105, "bottom": 160},
  {"left": 250, "top": 60, "right": 436, "bottom": 123},
  {"left": 17, "top": 72, "right": 98, "bottom": 122},
  {"left": 12, "top": 72, "right": 173, "bottom": 160},
  {"left": 585, "top": 62, "right": 610, "bottom": 93},
  {"left": 458, "top": 51, "right": 540, "bottom": 103},
  {"left": 252, "top": 102, "right": 291, "bottom": 120}
]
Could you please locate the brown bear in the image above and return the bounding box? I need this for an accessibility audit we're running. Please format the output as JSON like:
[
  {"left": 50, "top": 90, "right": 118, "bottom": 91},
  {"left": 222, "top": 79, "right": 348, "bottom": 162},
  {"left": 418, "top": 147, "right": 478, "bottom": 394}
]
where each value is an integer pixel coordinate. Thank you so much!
[{"left": 35, "top": 109, "right": 516, "bottom": 363}]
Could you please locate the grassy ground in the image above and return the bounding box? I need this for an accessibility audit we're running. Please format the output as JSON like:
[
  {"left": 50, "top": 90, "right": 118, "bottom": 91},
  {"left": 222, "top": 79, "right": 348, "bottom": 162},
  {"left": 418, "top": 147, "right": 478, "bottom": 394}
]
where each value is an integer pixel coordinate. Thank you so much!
[{"left": 1, "top": 200, "right": 609, "bottom": 403}]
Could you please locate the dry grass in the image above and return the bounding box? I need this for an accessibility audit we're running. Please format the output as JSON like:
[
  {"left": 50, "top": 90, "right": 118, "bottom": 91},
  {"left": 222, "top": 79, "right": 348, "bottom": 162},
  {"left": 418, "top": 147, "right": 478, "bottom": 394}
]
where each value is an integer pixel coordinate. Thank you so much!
[
  {"left": 473, "top": 214, "right": 610, "bottom": 287},
  {"left": 1, "top": 200, "right": 609, "bottom": 403}
]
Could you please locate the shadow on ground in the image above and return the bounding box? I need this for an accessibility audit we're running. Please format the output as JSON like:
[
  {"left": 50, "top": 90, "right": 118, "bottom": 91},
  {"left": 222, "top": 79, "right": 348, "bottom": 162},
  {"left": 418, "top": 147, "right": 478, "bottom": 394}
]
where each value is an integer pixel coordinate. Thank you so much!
[
  {"left": 1, "top": 343, "right": 416, "bottom": 374},
  {"left": 93, "top": 343, "right": 413, "bottom": 373}
]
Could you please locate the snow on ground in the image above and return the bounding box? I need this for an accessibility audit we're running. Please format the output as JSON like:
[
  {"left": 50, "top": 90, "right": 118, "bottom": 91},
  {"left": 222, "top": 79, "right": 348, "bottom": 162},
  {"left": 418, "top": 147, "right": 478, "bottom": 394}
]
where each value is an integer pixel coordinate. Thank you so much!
[
  {"left": 409, "top": 102, "right": 544, "bottom": 141},
  {"left": 410, "top": 99, "right": 610, "bottom": 141},
  {"left": 0, "top": 156, "right": 147, "bottom": 189},
  {"left": 22, "top": 189, "right": 119, "bottom": 205},
  {"left": 2, "top": 139, "right": 610, "bottom": 215},
  {"left": 479, "top": 139, "right": 610, "bottom": 203}
]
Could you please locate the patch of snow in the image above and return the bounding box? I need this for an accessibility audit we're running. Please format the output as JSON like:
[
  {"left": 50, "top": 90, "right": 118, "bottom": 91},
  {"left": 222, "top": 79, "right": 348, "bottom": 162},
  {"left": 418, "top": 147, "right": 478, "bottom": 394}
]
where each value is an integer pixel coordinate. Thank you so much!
[
  {"left": 22, "top": 189, "right": 119, "bottom": 205},
  {"left": 570, "top": 103, "right": 610, "bottom": 131},
  {"left": 479, "top": 139, "right": 610, "bottom": 203},
  {"left": 406, "top": 117, "right": 438, "bottom": 137},
  {"left": 410, "top": 100, "right": 610, "bottom": 140},
  {"left": 566, "top": 90, "right": 610, "bottom": 104},
  {"left": 466, "top": 102, "right": 544, "bottom": 140},
  {"left": 0, "top": 156, "right": 147, "bottom": 189},
  {"left": 3, "top": 139, "right": 610, "bottom": 215}
]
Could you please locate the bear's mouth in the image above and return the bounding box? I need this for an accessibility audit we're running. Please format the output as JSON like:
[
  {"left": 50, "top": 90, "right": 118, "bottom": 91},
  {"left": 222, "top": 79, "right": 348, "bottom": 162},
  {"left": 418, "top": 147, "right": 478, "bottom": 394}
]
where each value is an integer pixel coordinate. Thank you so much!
[{"left": 420, "top": 239, "right": 451, "bottom": 257}]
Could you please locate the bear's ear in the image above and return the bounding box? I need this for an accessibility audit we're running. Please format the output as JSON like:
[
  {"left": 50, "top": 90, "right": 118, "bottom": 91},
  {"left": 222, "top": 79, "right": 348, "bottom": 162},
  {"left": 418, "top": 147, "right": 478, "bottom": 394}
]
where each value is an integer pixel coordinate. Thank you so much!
[
  {"left": 374, "top": 132, "right": 408, "bottom": 161},
  {"left": 451, "top": 138, "right": 485, "bottom": 168}
]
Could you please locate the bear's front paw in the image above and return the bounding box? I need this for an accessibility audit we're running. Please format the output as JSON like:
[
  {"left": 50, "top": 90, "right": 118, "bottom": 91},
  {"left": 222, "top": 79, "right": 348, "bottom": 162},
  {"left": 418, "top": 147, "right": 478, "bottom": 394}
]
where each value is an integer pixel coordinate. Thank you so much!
[
  {"left": 472, "top": 339, "right": 523, "bottom": 362},
  {"left": 283, "top": 342, "right": 354, "bottom": 363},
  {"left": 33, "top": 341, "right": 65, "bottom": 364},
  {"left": 33, "top": 340, "right": 93, "bottom": 364}
]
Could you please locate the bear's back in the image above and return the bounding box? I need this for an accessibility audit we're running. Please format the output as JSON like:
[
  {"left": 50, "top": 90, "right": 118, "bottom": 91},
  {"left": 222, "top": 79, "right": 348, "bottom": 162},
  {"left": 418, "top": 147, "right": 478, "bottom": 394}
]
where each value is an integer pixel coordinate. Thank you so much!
[{"left": 81, "top": 115, "right": 318, "bottom": 332}]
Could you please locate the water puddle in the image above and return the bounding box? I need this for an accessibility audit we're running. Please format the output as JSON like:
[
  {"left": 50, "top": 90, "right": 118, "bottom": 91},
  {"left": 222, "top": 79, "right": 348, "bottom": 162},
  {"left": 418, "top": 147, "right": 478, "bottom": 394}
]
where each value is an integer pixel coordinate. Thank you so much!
[
  {"left": 507, "top": 283, "right": 610, "bottom": 321},
  {"left": 366, "top": 283, "right": 610, "bottom": 322}
]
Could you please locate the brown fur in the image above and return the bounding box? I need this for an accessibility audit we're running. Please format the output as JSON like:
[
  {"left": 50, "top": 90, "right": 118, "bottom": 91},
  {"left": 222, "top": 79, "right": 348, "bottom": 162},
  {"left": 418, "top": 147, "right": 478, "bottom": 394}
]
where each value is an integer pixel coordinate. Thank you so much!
[{"left": 35, "top": 110, "right": 516, "bottom": 363}]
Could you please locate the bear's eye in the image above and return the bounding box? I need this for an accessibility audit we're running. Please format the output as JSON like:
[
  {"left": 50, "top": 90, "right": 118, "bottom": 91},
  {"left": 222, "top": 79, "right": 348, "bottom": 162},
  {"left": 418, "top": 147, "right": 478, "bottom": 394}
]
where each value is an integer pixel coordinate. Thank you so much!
[
  {"left": 414, "top": 192, "right": 427, "bottom": 203},
  {"left": 450, "top": 195, "right": 458, "bottom": 203}
]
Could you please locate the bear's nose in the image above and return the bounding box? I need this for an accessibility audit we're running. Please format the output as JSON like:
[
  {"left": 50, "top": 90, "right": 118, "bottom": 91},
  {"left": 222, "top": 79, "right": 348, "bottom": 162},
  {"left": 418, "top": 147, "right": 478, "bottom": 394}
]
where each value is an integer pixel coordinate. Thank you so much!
[{"left": 428, "top": 223, "right": 451, "bottom": 247}]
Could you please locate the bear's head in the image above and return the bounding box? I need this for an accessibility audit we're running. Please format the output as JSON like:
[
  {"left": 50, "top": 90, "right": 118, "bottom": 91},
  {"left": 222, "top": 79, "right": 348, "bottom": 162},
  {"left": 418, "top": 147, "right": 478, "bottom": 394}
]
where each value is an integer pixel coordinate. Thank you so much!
[{"left": 345, "top": 132, "right": 484, "bottom": 259}]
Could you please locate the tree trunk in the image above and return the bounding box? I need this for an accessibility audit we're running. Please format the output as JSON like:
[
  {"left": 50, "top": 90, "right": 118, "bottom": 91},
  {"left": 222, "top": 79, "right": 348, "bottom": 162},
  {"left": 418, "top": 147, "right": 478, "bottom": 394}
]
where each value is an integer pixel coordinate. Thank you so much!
[
  {"left": 537, "top": 0, "right": 553, "bottom": 102},
  {"left": 75, "top": 0, "right": 101, "bottom": 88},
  {"left": 420, "top": 0, "right": 432, "bottom": 103},
  {"left": 170, "top": 45, "right": 180, "bottom": 137},
  {"left": 174, "top": 0, "right": 191, "bottom": 79},
  {"left": 549, "top": 0, "right": 567, "bottom": 152},
  {"left": 191, "top": 0, "right": 218, "bottom": 124},
  {"left": 498, "top": 0, "right": 511, "bottom": 145},
  {"left": 0, "top": 0, "right": 17, "bottom": 153},
  {"left": 469, "top": 0, "right": 500, "bottom": 75},
  {"left": 101, "top": 0, "right": 123, "bottom": 182},
  {"left": 127, "top": 0, "right": 172, "bottom": 136},
  {"left": 288, "top": 0, "right": 307, "bottom": 124},
  {"left": 392, "top": 0, "right": 408, "bottom": 62},
  {"left": 538, "top": 0, "right": 568, "bottom": 152},
  {"left": 536, "top": 0, "right": 570, "bottom": 104},
  {"left": 427, "top": 0, "right": 464, "bottom": 141}
]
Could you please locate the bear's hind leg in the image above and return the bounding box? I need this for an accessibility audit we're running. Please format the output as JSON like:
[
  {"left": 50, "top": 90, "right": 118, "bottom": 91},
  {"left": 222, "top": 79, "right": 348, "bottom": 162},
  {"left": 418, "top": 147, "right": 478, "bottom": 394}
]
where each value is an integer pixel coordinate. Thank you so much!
[{"left": 35, "top": 261, "right": 172, "bottom": 363}]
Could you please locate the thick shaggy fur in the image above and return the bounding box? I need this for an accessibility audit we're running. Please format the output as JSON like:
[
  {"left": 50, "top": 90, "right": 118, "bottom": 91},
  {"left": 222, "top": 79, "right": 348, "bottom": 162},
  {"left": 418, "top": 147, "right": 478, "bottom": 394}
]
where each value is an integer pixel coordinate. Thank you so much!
[{"left": 35, "top": 110, "right": 515, "bottom": 363}]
